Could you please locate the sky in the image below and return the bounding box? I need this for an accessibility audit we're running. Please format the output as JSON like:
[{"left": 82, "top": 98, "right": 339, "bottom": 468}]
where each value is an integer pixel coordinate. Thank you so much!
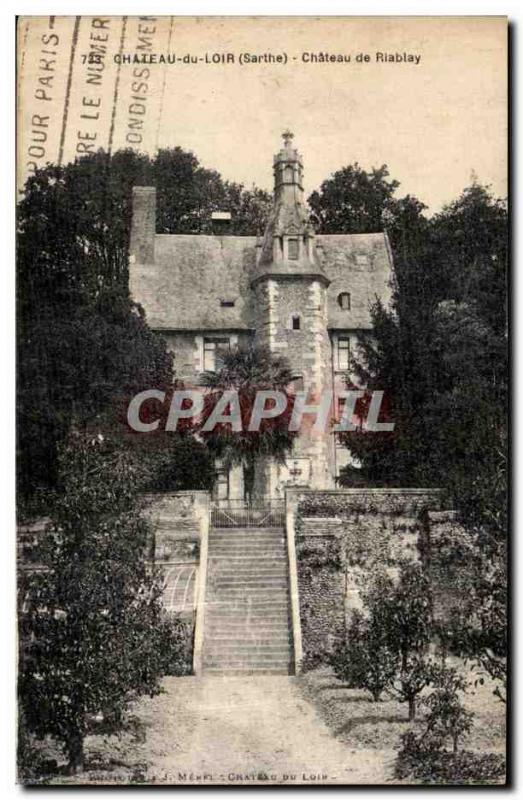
[{"left": 18, "top": 16, "right": 507, "bottom": 211}]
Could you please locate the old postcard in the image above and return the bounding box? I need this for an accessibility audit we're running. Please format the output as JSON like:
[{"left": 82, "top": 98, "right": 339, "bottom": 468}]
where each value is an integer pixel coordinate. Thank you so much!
[{"left": 16, "top": 15, "right": 508, "bottom": 785}]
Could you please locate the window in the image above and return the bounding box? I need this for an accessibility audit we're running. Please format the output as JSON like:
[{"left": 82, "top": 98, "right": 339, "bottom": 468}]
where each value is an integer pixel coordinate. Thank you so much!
[
  {"left": 337, "top": 336, "right": 351, "bottom": 371},
  {"left": 288, "top": 238, "right": 299, "bottom": 260},
  {"left": 220, "top": 299, "right": 235, "bottom": 308},
  {"left": 292, "top": 315, "right": 301, "bottom": 330},
  {"left": 337, "top": 292, "right": 351, "bottom": 310},
  {"left": 203, "top": 337, "right": 230, "bottom": 372}
]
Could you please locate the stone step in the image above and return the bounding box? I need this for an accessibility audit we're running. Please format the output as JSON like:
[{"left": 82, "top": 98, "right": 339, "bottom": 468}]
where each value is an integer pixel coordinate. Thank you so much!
[
  {"left": 206, "top": 619, "right": 290, "bottom": 629},
  {"left": 206, "top": 597, "right": 289, "bottom": 606},
  {"left": 209, "top": 555, "right": 286, "bottom": 563},
  {"left": 212, "top": 583, "right": 287, "bottom": 591},
  {"left": 212, "top": 562, "right": 288, "bottom": 572},
  {"left": 211, "top": 528, "right": 284, "bottom": 534},
  {"left": 210, "top": 536, "right": 285, "bottom": 544},
  {"left": 204, "top": 664, "right": 294, "bottom": 676},
  {"left": 204, "top": 524, "right": 292, "bottom": 676},
  {"left": 211, "top": 535, "right": 284, "bottom": 540},
  {"left": 209, "top": 568, "right": 289, "bottom": 580},
  {"left": 206, "top": 620, "right": 290, "bottom": 630},
  {"left": 206, "top": 620, "right": 290, "bottom": 631},
  {"left": 205, "top": 629, "right": 292, "bottom": 647},
  {"left": 205, "top": 644, "right": 291, "bottom": 655},
  {"left": 206, "top": 599, "right": 289, "bottom": 608},
  {"left": 203, "top": 657, "right": 292, "bottom": 669},
  {"left": 209, "top": 547, "right": 287, "bottom": 565},
  {"left": 205, "top": 607, "right": 289, "bottom": 630},
  {"left": 209, "top": 531, "right": 286, "bottom": 544},
  {"left": 212, "top": 573, "right": 288, "bottom": 582},
  {"left": 212, "top": 578, "right": 289, "bottom": 589},
  {"left": 207, "top": 596, "right": 290, "bottom": 606},
  {"left": 205, "top": 601, "right": 289, "bottom": 625}
]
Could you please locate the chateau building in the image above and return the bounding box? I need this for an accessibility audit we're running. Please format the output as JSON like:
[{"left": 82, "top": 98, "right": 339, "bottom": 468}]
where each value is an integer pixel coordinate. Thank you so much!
[{"left": 129, "top": 133, "right": 393, "bottom": 500}]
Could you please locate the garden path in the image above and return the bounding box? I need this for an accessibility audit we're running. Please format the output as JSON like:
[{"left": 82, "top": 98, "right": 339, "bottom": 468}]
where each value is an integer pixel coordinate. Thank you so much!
[{"left": 122, "top": 675, "right": 396, "bottom": 785}]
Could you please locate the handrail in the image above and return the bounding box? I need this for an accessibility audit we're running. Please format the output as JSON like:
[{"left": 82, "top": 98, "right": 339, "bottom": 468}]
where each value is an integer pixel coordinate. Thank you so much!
[
  {"left": 192, "top": 499, "right": 210, "bottom": 675},
  {"left": 285, "top": 494, "right": 303, "bottom": 674}
]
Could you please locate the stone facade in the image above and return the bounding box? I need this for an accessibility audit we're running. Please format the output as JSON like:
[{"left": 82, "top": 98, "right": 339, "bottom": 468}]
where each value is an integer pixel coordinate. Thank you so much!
[{"left": 129, "top": 133, "right": 394, "bottom": 499}]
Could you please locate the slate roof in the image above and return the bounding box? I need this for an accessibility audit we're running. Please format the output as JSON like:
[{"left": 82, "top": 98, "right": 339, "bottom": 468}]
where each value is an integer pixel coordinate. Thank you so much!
[{"left": 129, "top": 232, "right": 393, "bottom": 331}]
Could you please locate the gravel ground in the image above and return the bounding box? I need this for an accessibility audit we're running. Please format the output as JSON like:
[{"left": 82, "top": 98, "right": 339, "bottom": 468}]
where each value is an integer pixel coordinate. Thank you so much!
[
  {"left": 41, "top": 674, "right": 396, "bottom": 785},
  {"left": 30, "top": 661, "right": 505, "bottom": 786}
]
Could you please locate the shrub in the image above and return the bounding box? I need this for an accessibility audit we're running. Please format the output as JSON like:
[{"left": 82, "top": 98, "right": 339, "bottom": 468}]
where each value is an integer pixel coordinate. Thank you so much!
[
  {"left": 422, "top": 667, "right": 474, "bottom": 754},
  {"left": 395, "top": 734, "right": 505, "bottom": 784},
  {"left": 394, "top": 666, "right": 487, "bottom": 784},
  {"left": 331, "top": 610, "right": 398, "bottom": 701}
]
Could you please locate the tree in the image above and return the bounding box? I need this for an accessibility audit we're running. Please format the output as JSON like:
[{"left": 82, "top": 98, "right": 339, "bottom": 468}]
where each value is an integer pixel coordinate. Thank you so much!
[
  {"left": 384, "top": 563, "right": 434, "bottom": 720},
  {"left": 331, "top": 564, "right": 433, "bottom": 717},
  {"left": 18, "top": 436, "right": 182, "bottom": 772},
  {"left": 17, "top": 147, "right": 271, "bottom": 510},
  {"left": 443, "top": 548, "right": 507, "bottom": 703},
  {"left": 198, "top": 345, "right": 297, "bottom": 500},
  {"left": 308, "top": 163, "right": 401, "bottom": 234},
  {"left": 422, "top": 668, "right": 474, "bottom": 755},
  {"left": 342, "top": 182, "right": 507, "bottom": 538},
  {"left": 143, "top": 435, "right": 216, "bottom": 493},
  {"left": 331, "top": 607, "right": 398, "bottom": 702}
]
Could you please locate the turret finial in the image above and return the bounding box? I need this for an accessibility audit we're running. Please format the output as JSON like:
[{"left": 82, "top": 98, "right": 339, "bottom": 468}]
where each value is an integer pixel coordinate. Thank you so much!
[{"left": 282, "top": 129, "right": 294, "bottom": 147}]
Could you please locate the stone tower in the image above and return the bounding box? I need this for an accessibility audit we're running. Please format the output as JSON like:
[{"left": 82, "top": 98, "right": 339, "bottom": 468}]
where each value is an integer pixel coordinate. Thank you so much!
[{"left": 252, "top": 132, "right": 334, "bottom": 496}]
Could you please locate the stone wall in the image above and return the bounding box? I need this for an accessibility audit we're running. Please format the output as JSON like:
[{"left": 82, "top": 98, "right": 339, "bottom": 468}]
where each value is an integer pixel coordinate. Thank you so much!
[
  {"left": 288, "top": 488, "right": 442, "bottom": 663},
  {"left": 426, "top": 510, "right": 475, "bottom": 623},
  {"left": 143, "top": 491, "right": 210, "bottom": 674}
]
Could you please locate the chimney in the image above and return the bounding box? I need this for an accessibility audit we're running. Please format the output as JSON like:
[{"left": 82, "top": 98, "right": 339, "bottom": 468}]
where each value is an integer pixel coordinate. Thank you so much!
[
  {"left": 130, "top": 186, "right": 156, "bottom": 264},
  {"left": 211, "top": 211, "right": 232, "bottom": 235}
]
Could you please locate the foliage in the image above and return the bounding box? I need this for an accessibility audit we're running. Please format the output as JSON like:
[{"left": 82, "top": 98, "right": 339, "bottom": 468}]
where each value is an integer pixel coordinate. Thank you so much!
[
  {"left": 394, "top": 665, "right": 499, "bottom": 784},
  {"left": 17, "top": 296, "right": 174, "bottom": 507},
  {"left": 331, "top": 563, "right": 433, "bottom": 714},
  {"left": 421, "top": 667, "right": 473, "bottom": 753},
  {"left": 339, "top": 181, "right": 507, "bottom": 541},
  {"left": 395, "top": 734, "right": 505, "bottom": 785},
  {"left": 308, "top": 163, "right": 401, "bottom": 234},
  {"left": 331, "top": 609, "right": 398, "bottom": 701},
  {"left": 18, "top": 436, "right": 182, "bottom": 772},
  {"left": 296, "top": 537, "right": 343, "bottom": 574},
  {"left": 17, "top": 147, "right": 271, "bottom": 509},
  {"left": 377, "top": 563, "right": 434, "bottom": 720},
  {"left": 126, "top": 431, "right": 216, "bottom": 494},
  {"left": 321, "top": 168, "right": 508, "bottom": 715},
  {"left": 198, "top": 345, "right": 298, "bottom": 499},
  {"left": 442, "top": 548, "right": 507, "bottom": 703}
]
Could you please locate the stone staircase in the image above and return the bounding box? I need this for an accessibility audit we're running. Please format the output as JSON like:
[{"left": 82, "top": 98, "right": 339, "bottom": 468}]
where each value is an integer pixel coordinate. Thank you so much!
[{"left": 202, "top": 527, "right": 294, "bottom": 675}]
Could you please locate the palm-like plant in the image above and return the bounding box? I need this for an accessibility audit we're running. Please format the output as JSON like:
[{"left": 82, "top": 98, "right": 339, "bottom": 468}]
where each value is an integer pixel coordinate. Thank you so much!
[{"left": 198, "top": 345, "right": 297, "bottom": 500}]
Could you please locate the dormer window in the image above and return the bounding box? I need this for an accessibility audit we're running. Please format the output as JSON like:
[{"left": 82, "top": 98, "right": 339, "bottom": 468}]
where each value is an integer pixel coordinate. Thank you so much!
[
  {"left": 288, "top": 238, "right": 299, "bottom": 260},
  {"left": 338, "top": 292, "right": 351, "bottom": 310},
  {"left": 292, "top": 315, "right": 301, "bottom": 330},
  {"left": 220, "top": 299, "right": 235, "bottom": 308}
]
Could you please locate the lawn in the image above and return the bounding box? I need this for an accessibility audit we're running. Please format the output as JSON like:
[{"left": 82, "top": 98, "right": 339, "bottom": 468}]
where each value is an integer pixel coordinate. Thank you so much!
[{"left": 297, "top": 660, "right": 506, "bottom": 784}]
